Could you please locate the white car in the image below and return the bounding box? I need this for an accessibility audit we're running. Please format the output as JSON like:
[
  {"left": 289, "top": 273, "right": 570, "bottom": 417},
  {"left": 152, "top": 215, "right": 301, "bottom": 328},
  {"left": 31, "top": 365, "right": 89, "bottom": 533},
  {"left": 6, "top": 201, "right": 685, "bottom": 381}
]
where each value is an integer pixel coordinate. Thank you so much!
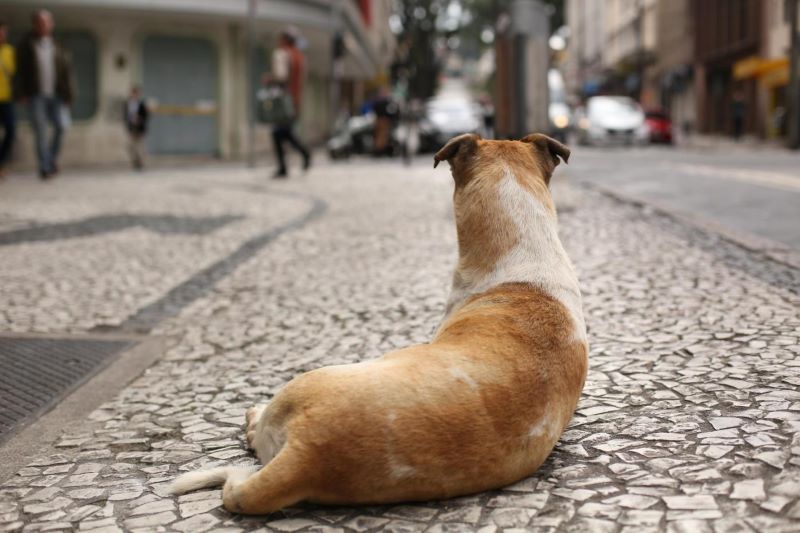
[
  {"left": 576, "top": 96, "right": 649, "bottom": 146},
  {"left": 426, "top": 98, "right": 483, "bottom": 145}
]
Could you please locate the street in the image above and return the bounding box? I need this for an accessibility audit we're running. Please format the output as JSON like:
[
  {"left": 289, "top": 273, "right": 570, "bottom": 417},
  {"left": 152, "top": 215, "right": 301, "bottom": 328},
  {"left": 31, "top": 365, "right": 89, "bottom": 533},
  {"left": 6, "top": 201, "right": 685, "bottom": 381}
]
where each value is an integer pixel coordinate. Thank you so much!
[
  {"left": 566, "top": 145, "right": 800, "bottom": 253},
  {"left": 0, "top": 149, "right": 799, "bottom": 532}
]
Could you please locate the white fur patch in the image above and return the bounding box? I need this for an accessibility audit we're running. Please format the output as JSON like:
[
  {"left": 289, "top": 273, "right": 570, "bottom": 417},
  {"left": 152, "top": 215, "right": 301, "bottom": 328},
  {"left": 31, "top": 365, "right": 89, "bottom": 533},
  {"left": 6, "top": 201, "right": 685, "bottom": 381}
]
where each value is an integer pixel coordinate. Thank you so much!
[
  {"left": 444, "top": 170, "right": 586, "bottom": 343},
  {"left": 527, "top": 410, "right": 556, "bottom": 439},
  {"left": 389, "top": 461, "right": 417, "bottom": 479},
  {"left": 448, "top": 366, "right": 478, "bottom": 390}
]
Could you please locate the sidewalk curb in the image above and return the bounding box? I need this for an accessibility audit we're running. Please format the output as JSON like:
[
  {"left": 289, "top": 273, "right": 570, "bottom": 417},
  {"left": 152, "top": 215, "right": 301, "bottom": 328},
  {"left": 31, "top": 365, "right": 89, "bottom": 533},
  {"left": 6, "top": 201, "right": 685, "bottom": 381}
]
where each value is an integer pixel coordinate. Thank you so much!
[
  {"left": 580, "top": 182, "right": 800, "bottom": 272},
  {"left": 0, "top": 334, "right": 164, "bottom": 484}
]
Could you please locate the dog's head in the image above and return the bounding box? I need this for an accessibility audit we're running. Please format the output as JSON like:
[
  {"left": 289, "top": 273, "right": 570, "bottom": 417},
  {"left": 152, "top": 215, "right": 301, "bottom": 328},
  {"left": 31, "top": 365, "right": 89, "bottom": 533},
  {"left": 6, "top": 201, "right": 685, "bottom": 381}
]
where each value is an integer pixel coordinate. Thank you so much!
[
  {"left": 433, "top": 133, "right": 569, "bottom": 189},
  {"left": 433, "top": 133, "right": 570, "bottom": 277}
]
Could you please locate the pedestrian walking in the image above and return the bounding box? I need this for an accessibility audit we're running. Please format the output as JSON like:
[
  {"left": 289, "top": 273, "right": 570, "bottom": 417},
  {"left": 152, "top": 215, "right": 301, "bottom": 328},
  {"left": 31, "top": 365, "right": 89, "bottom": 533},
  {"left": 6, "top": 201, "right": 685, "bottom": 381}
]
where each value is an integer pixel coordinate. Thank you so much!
[
  {"left": 0, "top": 19, "right": 16, "bottom": 178},
  {"left": 123, "top": 85, "right": 149, "bottom": 170},
  {"left": 15, "top": 10, "right": 75, "bottom": 180},
  {"left": 269, "top": 28, "right": 310, "bottom": 179},
  {"left": 731, "top": 90, "right": 746, "bottom": 141}
]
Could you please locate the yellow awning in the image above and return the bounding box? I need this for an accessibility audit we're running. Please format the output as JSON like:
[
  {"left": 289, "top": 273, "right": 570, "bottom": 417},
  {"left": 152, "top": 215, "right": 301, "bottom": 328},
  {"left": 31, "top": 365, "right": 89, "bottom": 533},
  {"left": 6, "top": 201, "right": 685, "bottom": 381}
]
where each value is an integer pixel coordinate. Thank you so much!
[{"left": 733, "top": 56, "right": 789, "bottom": 85}]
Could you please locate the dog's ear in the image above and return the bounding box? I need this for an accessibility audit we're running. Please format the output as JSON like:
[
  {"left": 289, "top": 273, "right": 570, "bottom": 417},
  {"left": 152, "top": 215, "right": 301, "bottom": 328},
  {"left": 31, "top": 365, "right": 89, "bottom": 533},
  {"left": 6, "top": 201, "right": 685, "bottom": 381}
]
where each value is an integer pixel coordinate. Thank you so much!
[
  {"left": 433, "top": 133, "right": 481, "bottom": 169},
  {"left": 520, "top": 133, "right": 570, "bottom": 185},
  {"left": 521, "top": 133, "right": 570, "bottom": 166}
]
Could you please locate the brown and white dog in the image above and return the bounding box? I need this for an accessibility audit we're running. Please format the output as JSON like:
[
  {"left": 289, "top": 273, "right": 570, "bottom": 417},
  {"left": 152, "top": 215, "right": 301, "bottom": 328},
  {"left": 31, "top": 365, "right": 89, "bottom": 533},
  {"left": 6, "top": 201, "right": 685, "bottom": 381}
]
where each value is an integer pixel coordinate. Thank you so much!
[{"left": 169, "top": 133, "right": 588, "bottom": 514}]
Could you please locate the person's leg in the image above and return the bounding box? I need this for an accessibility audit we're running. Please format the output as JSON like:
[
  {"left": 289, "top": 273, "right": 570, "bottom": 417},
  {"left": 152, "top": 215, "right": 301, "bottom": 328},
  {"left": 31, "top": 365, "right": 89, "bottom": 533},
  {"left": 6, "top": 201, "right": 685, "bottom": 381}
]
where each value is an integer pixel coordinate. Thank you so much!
[
  {"left": 127, "top": 132, "right": 136, "bottom": 168},
  {"left": 0, "top": 103, "right": 16, "bottom": 171},
  {"left": 284, "top": 124, "right": 310, "bottom": 169},
  {"left": 135, "top": 134, "right": 146, "bottom": 169},
  {"left": 28, "top": 97, "right": 51, "bottom": 176},
  {"left": 272, "top": 126, "right": 288, "bottom": 177},
  {"left": 46, "top": 97, "right": 64, "bottom": 172}
]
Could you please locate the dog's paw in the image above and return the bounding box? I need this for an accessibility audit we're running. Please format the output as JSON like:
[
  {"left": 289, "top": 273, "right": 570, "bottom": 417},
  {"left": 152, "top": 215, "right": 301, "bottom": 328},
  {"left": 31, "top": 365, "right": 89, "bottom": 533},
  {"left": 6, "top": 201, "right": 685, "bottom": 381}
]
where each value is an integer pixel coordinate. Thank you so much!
[
  {"left": 244, "top": 405, "right": 262, "bottom": 427},
  {"left": 244, "top": 405, "right": 267, "bottom": 451}
]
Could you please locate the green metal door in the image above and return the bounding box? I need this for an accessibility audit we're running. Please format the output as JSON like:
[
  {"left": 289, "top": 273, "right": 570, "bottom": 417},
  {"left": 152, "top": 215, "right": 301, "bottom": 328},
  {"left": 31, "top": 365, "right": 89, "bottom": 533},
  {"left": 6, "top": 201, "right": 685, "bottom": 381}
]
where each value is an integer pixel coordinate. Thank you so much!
[{"left": 142, "top": 35, "right": 218, "bottom": 154}]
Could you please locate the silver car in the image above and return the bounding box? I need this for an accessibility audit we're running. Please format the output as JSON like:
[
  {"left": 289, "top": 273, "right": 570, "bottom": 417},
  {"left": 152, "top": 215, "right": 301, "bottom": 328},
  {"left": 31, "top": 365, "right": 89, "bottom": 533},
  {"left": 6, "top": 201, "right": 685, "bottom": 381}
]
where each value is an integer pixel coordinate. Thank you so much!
[{"left": 576, "top": 96, "right": 649, "bottom": 146}]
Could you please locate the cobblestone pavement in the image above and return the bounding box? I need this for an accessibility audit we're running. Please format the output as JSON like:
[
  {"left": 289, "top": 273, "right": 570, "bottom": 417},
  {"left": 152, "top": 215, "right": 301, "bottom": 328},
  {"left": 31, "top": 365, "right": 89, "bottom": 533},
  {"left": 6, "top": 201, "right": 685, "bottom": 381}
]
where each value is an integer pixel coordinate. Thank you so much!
[{"left": 0, "top": 157, "right": 799, "bottom": 532}]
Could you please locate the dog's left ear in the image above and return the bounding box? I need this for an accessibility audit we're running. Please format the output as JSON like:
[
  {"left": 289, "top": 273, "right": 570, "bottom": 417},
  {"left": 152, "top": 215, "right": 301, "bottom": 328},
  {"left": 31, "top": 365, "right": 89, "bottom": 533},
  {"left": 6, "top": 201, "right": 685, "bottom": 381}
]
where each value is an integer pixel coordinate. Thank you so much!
[
  {"left": 520, "top": 133, "right": 569, "bottom": 186},
  {"left": 433, "top": 133, "right": 481, "bottom": 169},
  {"left": 521, "top": 133, "right": 570, "bottom": 166}
]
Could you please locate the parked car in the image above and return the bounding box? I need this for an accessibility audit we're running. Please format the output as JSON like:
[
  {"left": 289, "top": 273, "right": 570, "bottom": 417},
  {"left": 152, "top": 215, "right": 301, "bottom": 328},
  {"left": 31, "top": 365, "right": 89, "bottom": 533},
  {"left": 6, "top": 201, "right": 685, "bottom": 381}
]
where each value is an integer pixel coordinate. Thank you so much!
[
  {"left": 425, "top": 97, "right": 482, "bottom": 146},
  {"left": 548, "top": 69, "right": 571, "bottom": 143},
  {"left": 576, "top": 96, "right": 649, "bottom": 146},
  {"left": 644, "top": 108, "right": 673, "bottom": 144}
]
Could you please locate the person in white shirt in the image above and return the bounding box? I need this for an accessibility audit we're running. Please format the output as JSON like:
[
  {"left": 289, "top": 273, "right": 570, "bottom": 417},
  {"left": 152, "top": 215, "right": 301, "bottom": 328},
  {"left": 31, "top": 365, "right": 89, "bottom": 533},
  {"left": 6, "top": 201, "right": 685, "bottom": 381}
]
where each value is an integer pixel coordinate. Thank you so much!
[{"left": 268, "top": 28, "right": 310, "bottom": 179}]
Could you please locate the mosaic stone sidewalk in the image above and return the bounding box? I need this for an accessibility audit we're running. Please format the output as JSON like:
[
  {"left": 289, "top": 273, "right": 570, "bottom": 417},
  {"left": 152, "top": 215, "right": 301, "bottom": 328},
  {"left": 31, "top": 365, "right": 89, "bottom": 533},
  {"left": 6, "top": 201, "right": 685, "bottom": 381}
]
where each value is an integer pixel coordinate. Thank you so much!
[{"left": 0, "top": 159, "right": 798, "bottom": 532}]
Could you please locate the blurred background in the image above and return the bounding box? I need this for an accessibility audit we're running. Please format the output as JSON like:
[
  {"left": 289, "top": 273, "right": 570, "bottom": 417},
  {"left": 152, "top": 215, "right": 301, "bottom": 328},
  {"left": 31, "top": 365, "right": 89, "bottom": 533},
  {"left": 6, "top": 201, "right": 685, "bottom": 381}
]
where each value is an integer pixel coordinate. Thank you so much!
[
  {"left": 0, "top": 0, "right": 798, "bottom": 251},
  {"left": 0, "top": 0, "right": 798, "bottom": 168}
]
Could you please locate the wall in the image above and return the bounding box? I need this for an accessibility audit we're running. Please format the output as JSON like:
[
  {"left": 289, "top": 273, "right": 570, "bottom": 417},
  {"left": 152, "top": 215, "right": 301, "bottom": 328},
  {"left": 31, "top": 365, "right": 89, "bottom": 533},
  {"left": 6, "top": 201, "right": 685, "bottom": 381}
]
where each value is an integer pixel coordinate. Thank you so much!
[{"left": 2, "top": 3, "right": 361, "bottom": 170}]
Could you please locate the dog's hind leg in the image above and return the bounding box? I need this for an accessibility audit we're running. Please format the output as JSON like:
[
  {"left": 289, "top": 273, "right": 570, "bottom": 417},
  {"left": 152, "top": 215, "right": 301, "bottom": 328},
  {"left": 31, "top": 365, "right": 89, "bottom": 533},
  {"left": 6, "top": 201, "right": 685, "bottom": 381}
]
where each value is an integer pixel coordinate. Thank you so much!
[{"left": 222, "top": 445, "right": 308, "bottom": 515}]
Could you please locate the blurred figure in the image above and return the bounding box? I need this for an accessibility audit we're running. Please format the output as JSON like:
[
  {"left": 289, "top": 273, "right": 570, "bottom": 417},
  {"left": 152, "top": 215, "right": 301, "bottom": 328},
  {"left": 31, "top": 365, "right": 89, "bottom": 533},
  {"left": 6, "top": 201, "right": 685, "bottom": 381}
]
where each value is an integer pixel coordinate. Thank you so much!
[
  {"left": 0, "top": 19, "right": 16, "bottom": 178},
  {"left": 731, "top": 90, "right": 746, "bottom": 141},
  {"left": 479, "top": 94, "right": 495, "bottom": 139},
  {"left": 372, "top": 86, "right": 398, "bottom": 156},
  {"left": 123, "top": 85, "right": 149, "bottom": 170},
  {"left": 15, "top": 9, "right": 75, "bottom": 180},
  {"left": 270, "top": 27, "right": 310, "bottom": 179}
]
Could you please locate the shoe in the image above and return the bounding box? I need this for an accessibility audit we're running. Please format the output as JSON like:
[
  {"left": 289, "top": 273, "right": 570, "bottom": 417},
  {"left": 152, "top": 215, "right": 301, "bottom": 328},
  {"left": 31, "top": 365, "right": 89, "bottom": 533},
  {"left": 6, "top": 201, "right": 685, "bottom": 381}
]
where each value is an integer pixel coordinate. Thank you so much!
[
  {"left": 39, "top": 169, "right": 51, "bottom": 180},
  {"left": 303, "top": 153, "right": 312, "bottom": 171},
  {"left": 272, "top": 169, "right": 288, "bottom": 179}
]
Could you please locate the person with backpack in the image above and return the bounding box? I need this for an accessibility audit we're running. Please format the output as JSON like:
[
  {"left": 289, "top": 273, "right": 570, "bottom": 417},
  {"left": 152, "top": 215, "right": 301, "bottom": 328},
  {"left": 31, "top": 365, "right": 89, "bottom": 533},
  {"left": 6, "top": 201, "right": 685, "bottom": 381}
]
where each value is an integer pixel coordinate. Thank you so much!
[{"left": 268, "top": 28, "right": 311, "bottom": 179}]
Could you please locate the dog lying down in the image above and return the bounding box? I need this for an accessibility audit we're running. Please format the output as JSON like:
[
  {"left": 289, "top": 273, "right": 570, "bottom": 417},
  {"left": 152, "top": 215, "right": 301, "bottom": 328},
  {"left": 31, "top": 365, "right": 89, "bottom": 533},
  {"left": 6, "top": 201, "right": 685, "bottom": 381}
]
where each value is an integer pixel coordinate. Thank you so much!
[{"left": 169, "top": 133, "right": 588, "bottom": 515}]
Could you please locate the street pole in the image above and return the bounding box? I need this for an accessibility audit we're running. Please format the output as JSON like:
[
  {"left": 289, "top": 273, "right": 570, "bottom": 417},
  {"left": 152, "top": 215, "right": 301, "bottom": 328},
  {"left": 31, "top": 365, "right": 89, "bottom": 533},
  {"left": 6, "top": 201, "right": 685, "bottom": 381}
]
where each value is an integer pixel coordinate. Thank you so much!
[
  {"left": 330, "top": 0, "right": 344, "bottom": 136},
  {"left": 788, "top": 0, "right": 799, "bottom": 149},
  {"left": 246, "top": 0, "right": 257, "bottom": 167}
]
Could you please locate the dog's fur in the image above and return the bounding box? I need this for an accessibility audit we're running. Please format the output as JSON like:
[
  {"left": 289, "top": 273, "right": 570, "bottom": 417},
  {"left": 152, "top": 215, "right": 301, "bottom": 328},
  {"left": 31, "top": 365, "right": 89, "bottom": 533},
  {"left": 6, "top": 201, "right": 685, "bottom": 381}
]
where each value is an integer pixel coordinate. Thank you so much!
[{"left": 169, "top": 133, "right": 588, "bottom": 514}]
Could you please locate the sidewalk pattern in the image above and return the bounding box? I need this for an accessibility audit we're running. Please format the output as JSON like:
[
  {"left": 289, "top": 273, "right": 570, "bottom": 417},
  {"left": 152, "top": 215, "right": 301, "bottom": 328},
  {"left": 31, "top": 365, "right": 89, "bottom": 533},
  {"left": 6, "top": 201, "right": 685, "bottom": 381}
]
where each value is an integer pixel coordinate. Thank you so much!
[{"left": 0, "top": 161, "right": 799, "bottom": 532}]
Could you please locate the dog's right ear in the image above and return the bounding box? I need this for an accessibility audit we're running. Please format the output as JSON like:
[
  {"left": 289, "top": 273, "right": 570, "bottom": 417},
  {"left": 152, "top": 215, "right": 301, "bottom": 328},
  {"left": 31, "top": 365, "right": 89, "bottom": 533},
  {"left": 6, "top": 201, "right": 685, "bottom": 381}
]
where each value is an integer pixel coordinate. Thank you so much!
[{"left": 433, "top": 133, "right": 480, "bottom": 169}]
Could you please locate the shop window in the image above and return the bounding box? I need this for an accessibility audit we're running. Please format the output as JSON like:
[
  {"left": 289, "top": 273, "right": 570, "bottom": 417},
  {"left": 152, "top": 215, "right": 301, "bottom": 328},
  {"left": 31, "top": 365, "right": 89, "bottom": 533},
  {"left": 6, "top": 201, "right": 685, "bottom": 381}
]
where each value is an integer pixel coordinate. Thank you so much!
[{"left": 58, "top": 31, "right": 98, "bottom": 121}]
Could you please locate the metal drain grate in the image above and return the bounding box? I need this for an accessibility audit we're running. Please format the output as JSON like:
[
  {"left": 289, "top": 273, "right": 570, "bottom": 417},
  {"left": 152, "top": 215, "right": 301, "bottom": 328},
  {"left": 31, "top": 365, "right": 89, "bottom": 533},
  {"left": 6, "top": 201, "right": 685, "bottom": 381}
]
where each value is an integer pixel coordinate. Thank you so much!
[{"left": 0, "top": 337, "right": 136, "bottom": 442}]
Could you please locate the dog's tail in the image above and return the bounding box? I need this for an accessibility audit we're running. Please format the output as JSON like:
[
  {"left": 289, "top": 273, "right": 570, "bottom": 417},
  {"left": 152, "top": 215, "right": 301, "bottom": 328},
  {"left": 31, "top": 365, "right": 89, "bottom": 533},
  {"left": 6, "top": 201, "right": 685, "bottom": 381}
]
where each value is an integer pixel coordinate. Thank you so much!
[{"left": 168, "top": 465, "right": 259, "bottom": 495}]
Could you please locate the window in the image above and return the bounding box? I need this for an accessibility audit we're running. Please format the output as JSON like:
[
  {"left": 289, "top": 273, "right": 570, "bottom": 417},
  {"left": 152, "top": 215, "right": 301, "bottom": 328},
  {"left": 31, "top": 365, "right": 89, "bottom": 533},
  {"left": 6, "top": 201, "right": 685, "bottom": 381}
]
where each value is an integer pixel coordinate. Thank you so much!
[{"left": 58, "top": 31, "right": 98, "bottom": 121}]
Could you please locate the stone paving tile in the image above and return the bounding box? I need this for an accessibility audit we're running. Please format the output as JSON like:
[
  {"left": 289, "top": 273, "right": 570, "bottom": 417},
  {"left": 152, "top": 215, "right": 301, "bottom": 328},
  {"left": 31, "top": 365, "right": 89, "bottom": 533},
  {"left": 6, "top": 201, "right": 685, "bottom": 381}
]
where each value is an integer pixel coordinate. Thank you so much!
[
  {"left": 0, "top": 170, "right": 310, "bottom": 334},
  {"left": 0, "top": 160, "right": 799, "bottom": 532}
]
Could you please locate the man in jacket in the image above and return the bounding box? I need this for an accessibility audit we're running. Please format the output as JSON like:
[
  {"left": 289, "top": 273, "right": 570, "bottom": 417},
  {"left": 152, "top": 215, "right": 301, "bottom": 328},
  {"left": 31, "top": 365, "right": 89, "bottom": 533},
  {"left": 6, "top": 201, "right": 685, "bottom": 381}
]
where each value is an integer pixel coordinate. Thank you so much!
[
  {"left": 270, "top": 28, "right": 311, "bottom": 179},
  {"left": 0, "top": 19, "right": 16, "bottom": 177},
  {"left": 123, "top": 85, "right": 149, "bottom": 170},
  {"left": 15, "top": 10, "right": 75, "bottom": 179}
]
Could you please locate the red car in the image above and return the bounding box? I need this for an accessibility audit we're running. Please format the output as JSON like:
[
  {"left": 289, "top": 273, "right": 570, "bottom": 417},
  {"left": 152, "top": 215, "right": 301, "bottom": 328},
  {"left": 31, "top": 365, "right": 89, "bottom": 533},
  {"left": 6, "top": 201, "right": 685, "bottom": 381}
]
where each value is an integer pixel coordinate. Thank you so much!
[{"left": 644, "top": 109, "right": 673, "bottom": 144}]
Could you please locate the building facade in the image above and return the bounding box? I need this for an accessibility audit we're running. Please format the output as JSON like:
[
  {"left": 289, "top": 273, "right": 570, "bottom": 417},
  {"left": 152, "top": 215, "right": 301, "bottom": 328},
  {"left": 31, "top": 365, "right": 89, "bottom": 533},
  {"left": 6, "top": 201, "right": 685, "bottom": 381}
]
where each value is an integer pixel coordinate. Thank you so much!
[
  {"left": 2, "top": 0, "right": 393, "bottom": 169},
  {"left": 564, "top": 0, "right": 605, "bottom": 100},
  {"left": 566, "top": 0, "right": 798, "bottom": 141},
  {"left": 649, "top": 0, "right": 695, "bottom": 135},
  {"left": 693, "top": 0, "right": 763, "bottom": 136},
  {"left": 602, "top": 0, "right": 657, "bottom": 101}
]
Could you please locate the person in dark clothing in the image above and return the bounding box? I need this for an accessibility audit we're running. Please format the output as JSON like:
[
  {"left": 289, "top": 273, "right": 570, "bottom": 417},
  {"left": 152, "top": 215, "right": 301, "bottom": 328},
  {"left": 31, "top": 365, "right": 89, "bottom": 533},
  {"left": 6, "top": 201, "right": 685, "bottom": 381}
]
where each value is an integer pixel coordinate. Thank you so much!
[
  {"left": 123, "top": 85, "right": 149, "bottom": 170},
  {"left": 14, "top": 10, "right": 75, "bottom": 179},
  {"left": 372, "top": 87, "right": 399, "bottom": 157},
  {"left": 731, "top": 90, "right": 746, "bottom": 141},
  {"left": 270, "top": 28, "right": 310, "bottom": 179}
]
